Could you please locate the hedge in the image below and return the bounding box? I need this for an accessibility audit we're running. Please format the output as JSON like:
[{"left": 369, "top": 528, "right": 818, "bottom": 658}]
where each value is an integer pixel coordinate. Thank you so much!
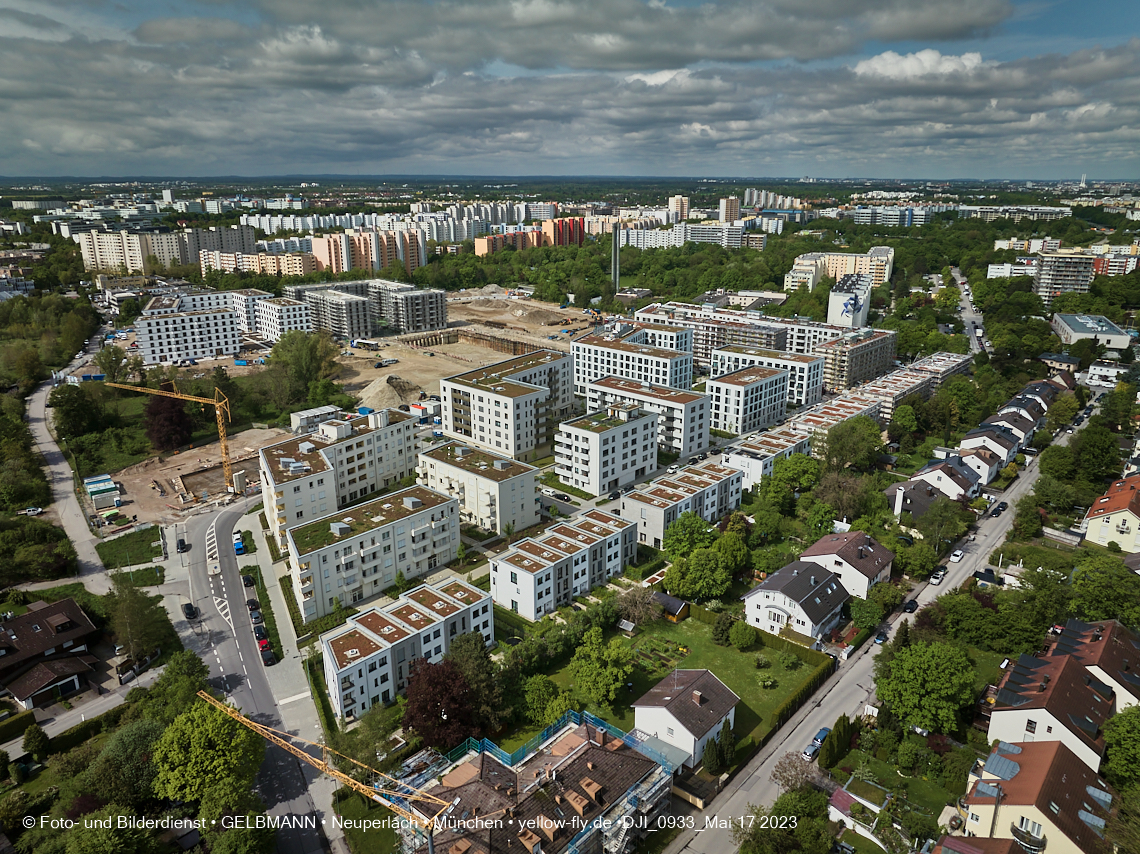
[
  {"left": 754, "top": 629, "right": 832, "bottom": 669},
  {"left": 493, "top": 604, "right": 534, "bottom": 636},
  {"left": 280, "top": 574, "right": 357, "bottom": 648},
  {"left": 690, "top": 603, "right": 718, "bottom": 624},
  {"left": 767, "top": 658, "right": 836, "bottom": 730},
  {"left": 47, "top": 704, "right": 130, "bottom": 754},
  {"left": 471, "top": 574, "right": 490, "bottom": 592},
  {"left": 0, "top": 711, "right": 36, "bottom": 743},
  {"left": 305, "top": 654, "right": 340, "bottom": 739},
  {"left": 850, "top": 628, "right": 873, "bottom": 651}
]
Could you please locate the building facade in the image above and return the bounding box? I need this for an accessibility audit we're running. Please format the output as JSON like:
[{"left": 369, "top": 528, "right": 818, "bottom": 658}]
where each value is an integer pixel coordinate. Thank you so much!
[
  {"left": 416, "top": 441, "right": 539, "bottom": 535},
  {"left": 585, "top": 376, "right": 710, "bottom": 460},
  {"left": 618, "top": 462, "right": 743, "bottom": 550},
  {"left": 367, "top": 280, "right": 448, "bottom": 333},
  {"left": 741, "top": 562, "right": 849, "bottom": 646},
  {"left": 710, "top": 346, "right": 824, "bottom": 408},
  {"left": 1034, "top": 251, "right": 1096, "bottom": 306},
  {"left": 254, "top": 297, "right": 312, "bottom": 342},
  {"left": 1050, "top": 313, "right": 1131, "bottom": 350},
  {"left": 817, "top": 329, "right": 898, "bottom": 391},
  {"left": 719, "top": 430, "right": 812, "bottom": 490},
  {"left": 555, "top": 404, "right": 658, "bottom": 496},
  {"left": 572, "top": 334, "right": 694, "bottom": 394},
  {"left": 706, "top": 366, "right": 788, "bottom": 435}
]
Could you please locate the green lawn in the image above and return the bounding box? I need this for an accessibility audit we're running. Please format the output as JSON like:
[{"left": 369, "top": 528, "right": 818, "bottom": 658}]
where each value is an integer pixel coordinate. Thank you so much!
[
  {"left": 116, "top": 565, "right": 165, "bottom": 586},
  {"left": 332, "top": 791, "right": 398, "bottom": 854},
  {"left": 841, "top": 749, "right": 956, "bottom": 814},
  {"left": 970, "top": 647, "right": 1009, "bottom": 694},
  {"left": 840, "top": 829, "right": 886, "bottom": 854},
  {"left": 539, "top": 471, "right": 592, "bottom": 500},
  {"left": 497, "top": 617, "right": 820, "bottom": 749},
  {"left": 95, "top": 527, "right": 164, "bottom": 568}
]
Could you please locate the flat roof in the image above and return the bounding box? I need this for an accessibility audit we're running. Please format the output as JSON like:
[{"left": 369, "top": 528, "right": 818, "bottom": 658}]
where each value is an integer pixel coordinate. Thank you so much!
[
  {"left": 445, "top": 349, "right": 570, "bottom": 397},
  {"left": 327, "top": 628, "right": 383, "bottom": 670},
  {"left": 814, "top": 329, "right": 894, "bottom": 350},
  {"left": 388, "top": 602, "right": 437, "bottom": 631},
  {"left": 575, "top": 335, "right": 686, "bottom": 360},
  {"left": 1053, "top": 313, "right": 1127, "bottom": 335},
  {"left": 263, "top": 411, "right": 411, "bottom": 483},
  {"left": 354, "top": 610, "right": 411, "bottom": 644},
  {"left": 588, "top": 375, "right": 707, "bottom": 405},
  {"left": 560, "top": 404, "right": 653, "bottom": 434},
  {"left": 730, "top": 429, "right": 809, "bottom": 457},
  {"left": 437, "top": 579, "right": 485, "bottom": 605},
  {"left": 405, "top": 587, "right": 460, "bottom": 618},
  {"left": 713, "top": 345, "right": 821, "bottom": 365},
  {"left": 421, "top": 442, "right": 536, "bottom": 481},
  {"left": 856, "top": 370, "right": 933, "bottom": 397},
  {"left": 289, "top": 485, "right": 452, "bottom": 555},
  {"left": 709, "top": 365, "right": 786, "bottom": 387}
]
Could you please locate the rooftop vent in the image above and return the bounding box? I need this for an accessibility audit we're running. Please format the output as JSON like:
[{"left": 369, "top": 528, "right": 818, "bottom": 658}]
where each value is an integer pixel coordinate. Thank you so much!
[
  {"left": 455, "top": 447, "right": 470, "bottom": 458},
  {"left": 347, "top": 648, "right": 360, "bottom": 658},
  {"left": 403, "top": 496, "right": 423, "bottom": 510},
  {"left": 493, "top": 459, "right": 510, "bottom": 470},
  {"left": 330, "top": 521, "right": 351, "bottom": 537}
]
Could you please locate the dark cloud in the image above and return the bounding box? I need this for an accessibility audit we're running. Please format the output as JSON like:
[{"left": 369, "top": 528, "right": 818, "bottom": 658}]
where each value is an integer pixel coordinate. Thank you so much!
[{"left": 0, "top": 2, "right": 1135, "bottom": 176}]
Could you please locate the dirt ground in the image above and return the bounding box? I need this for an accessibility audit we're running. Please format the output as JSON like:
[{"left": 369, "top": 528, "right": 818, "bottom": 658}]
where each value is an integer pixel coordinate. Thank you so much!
[{"left": 114, "top": 427, "right": 285, "bottom": 520}]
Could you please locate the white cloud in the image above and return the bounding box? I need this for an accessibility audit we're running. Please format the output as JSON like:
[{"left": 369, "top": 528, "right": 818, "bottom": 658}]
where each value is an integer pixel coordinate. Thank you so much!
[{"left": 853, "top": 49, "right": 995, "bottom": 79}]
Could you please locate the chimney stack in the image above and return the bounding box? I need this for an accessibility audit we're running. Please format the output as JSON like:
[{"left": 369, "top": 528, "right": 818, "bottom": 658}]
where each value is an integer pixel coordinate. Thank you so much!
[{"left": 692, "top": 690, "right": 703, "bottom": 706}]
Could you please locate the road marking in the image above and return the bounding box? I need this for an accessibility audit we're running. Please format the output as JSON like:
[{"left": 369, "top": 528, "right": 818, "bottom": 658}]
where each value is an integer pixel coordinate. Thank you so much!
[
  {"left": 278, "top": 691, "right": 311, "bottom": 706},
  {"left": 243, "top": 665, "right": 248, "bottom": 675},
  {"left": 214, "top": 596, "right": 234, "bottom": 632},
  {"left": 238, "top": 652, "right": 243, "bottom": 662}
]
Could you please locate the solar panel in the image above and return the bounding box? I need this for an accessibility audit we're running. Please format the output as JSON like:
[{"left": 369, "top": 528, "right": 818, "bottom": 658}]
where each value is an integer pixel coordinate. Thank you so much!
[
  {"left": 995, "top": 741, "right": 1022, "bottom": 754},
  {"left": 984, "top": 754, "right": 1021, "bottom": 781},
  {"left": 995, "top": 688, "right": 1027, "bottom": 707},
  {"left": 1086, "top": 785, "right": 1113, "bottom": 809}
]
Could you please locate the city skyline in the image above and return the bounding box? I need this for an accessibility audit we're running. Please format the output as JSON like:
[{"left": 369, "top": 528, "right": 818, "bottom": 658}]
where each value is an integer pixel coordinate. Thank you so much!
[{"left": 1, "top": 0, "right": 1138, "bottom": 178}]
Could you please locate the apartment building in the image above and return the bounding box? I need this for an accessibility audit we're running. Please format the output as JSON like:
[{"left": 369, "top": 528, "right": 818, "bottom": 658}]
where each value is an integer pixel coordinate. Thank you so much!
[
  {"left": 827, "top": 274, "right": 872, "bottom": 328},
  {"left": 366, "top": 280, "right": 447, "bottom": 333},
  {"left": 707, "top": 366, "right": 788, "bottom": 436},
  {"left": 1083, "top": 474, "right": 1140, "bottom": 552},
  {"left": 817, "top": 329, "right": 898, "bottom": 391},
  {"left": 311, "top": 229, "right": 427, "bottom": 277},
  {"left": 719, "top": 429, "right": 811, "bottom": 489},
  {"left": 1034, "top": 250, "right": 1096, "bottom": 306},
  {"left": 134, "top": 306, "right": 240, "bottom": 365},
  {"left": 634, "top": 303, "right": 788, "bottom": 363},
  {"left": 960, "top": 205, "right": 1071, "bottom": 221},
  {"left": 668, "top": 195, "right": 690, "bottom": 220},
  {"left": 254, "top": 297, "right": 312, "bottom": 343},
  {"left": 416, "top": 441, "right": 539, "bottom": 535},
  {"left": 994, "top": 237, "right": 1062, "bottom": 253},
  {"left": 555, "top": 404, "right": 658, "bottom": 496},
  {"left": 286, "top": 485, "right": 459, "bottom": 622},
  {"left": 260, "top": 409, "right": 419, "bottom": 550},
  {"left": 74, "top": 228, "right": 182, "bottom": 274},
  {"left": 199, "top": 249, "right": 317, "bottom": 277},
  {"left": 585, "top": 376, "right": 709, "bottom": 459},
  {"left": 783, "top": 247, "right": 895, "bottom": 291},
  {"left": 618, "top": 462, "right": 743, "bottom": 550},
  {"left": 616, "top": 222, "right": 745, "bottom": 250},
  {"left": 908, "top": 351, "right": 973, "bottom": 386},
  {"left": 304, "top": 288, "right": 371, "bottom": 340},
  {"left": 572, "top": 334, "right": 693, "bottom": 394},
  {"left": 440, "top": 350, "right": 574, "bottom": 462},
  {"left": 786, "top": 393, "right": 883, "bottom": 443},
  {"left": 1051, "top": 313, "right": 1131, "bottom": 350},
  {"left": 490, "top": 511, "right": 638, "bottom": 620},
  {"left": 855, "top": 369, "right": 936, "bottom": 423},
  {"left": 618, "top": 322, "right": 694, "bottom": 353},
  {"left": 320, "top": 577, "right": 491, "bottom": 717},
  {"left": 710, "top": 346, "right": 823, "bottom": 408},
  {"left": 718, "top": 196, "right": 741, "bottom": 223}
]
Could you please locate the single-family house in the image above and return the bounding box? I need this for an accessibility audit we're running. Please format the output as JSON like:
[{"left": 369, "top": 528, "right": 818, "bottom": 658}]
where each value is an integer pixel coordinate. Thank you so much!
[
  {"left": 741, "top": 562, "right": 849, "bottom": 647},
  {"left": 1083, "top": 475, "right": 1140, "bottom": 553},
  {"left": 798, "top": 531, "right": 894, "bottom": 600},
  {"left": 884, "top": 479, "right": 943, "bottom": 521},
  {"left": 960, "top": 425, "right": 1019, "bottom": 466},
  {"left": 913, "top": 457, "right": 981, "bottom": 500},
  {"left": 632, "top": 669, "right": 739, "bottom": 769},
  {"left": 959, "top": 447, "right": 1003, "bottom": 486}
]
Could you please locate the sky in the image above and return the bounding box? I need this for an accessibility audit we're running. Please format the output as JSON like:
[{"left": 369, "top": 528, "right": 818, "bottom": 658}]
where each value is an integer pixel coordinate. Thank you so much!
[{"left": 1, "top": 0, "right": 1138, "bottom": 180}]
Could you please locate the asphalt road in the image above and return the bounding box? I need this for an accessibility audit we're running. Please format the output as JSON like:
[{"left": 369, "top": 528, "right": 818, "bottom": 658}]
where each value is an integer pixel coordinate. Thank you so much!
[
  {"left": 180, "top": 504, "right": 326, "bottom": 854},
  {"left": 665, "top": 410, "right": 1083, "bottom": 854}
]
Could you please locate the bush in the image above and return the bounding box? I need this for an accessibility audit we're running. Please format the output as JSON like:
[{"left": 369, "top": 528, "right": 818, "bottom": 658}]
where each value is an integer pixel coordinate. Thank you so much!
[
  {"left": 712, "top": 611, "right": 735, "bottom": 645},
  {"left": 47, "top": 704, "right": 129, "bottom": 755},
  {"left": 755, "top": 655, "right": 770, "bottom": 669},
  {"left": 10, "top": 764, "right": 25, "bottom": 785},
  {"left": 776, "top": 650, "right": 802, "bottom": 671},
  {"left": 0, "top": 711, "right": 36, "bottom": 744},
  {"left": 758, "top": 678, "right": 779, "bottom": 689},
  {"left": 22, "top": 724, "right": 48, "bottom": 762},
  {"left": 729, "top": 620, "right": 756, "bottom": 651}
]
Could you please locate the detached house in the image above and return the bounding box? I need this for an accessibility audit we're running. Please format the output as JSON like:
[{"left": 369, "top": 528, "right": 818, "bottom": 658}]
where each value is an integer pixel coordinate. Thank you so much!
[
  {"left": 741, "top": 561, "right": 849, "bottom": 647},
  {"left": 885, "top": 480, "right": 943, "bottom": 521},
  {"left": 913, "top": 456, "right": 981, "bottom": 500},
  {"left": 984, "top": 411, "right": 1036, "bottom": 446},
  {"left": 1052, "top": 618, "right": 1140, "bottom": 713},
  {"left": 1083, "top": 474, "right": 1140, "bottom": 552},
  {"left": 632, "top": 669, "right": 739, "bottom": 769},
  {"left": 959, "top": 447, "right": 1003, "bottom": 486},
  {"left": 798, "top": 531, "right": 893, "bottom": 600},
  {"left": 961, "top": 424, "right": 1019, "bottom": 466},
  {"left": 0, "top": 599, "right": 98, "bottom": 710}
]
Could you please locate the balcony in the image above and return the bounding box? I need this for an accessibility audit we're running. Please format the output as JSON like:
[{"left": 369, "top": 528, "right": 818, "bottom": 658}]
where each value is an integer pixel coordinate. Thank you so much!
[
  {"left": 1010, "top": 823, "right": 1047, "bottom": 853},
  {"left": 299, "top": 575, "right": 314, "bottom": 590},
  {"left": 341, "top": 677, "right": 354, "bottom": 690}
]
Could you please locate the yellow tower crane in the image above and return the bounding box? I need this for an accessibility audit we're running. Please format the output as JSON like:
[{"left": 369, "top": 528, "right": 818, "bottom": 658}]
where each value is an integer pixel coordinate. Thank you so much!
[
  {"left": 195, "top": 691, "right": 456, "bottom": 854},
  {"left": 105, "top": 383, "right": 234, "bottom": 491}
]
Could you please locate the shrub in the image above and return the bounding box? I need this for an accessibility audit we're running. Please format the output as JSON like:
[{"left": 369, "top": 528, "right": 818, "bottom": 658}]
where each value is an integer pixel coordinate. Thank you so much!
[
  {"left": 704, "top": 599, "right": 724, "bottom": 612},
  {"left": 11, "top": 764, "right": 25, "bottom": 785},
  {"left": 758, "top": 678, "right": 779, "bottom": 689},
  {"left": 776, "top": 650, "right": 802, "bottom": 671},
  {"left": 729, "top": 620, "right": 756, "bottom": 651},
  {"left": 754, "top": 655, "right": 770, "bottom": 669},
  {"left": 849, "top": 802, "right": 864, "bottom": 817},
  {"left": 712, "top": 611, "right": 735, "bottom": 646}
]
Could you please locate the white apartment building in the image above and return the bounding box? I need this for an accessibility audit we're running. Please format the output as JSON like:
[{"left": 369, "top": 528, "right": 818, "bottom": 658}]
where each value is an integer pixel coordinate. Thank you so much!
[
  {"left": 572, "top": 334, "right": 693, "bottom": 394},
  {"left": 827, "top": 274, "right": 873, "bottom": 328},
  {"left": 555, "top": 404, "right": 658, "bottom": 496},
  {"left": 260, "top": 409, "right": 419, "bottom": 550},
  {"left": 134, "top": 307, "right": 240, "bottom": 365},
  {"left": 994, "top": 237, "right": 1061, "bottom": 253},
  {"left": 720, "top": 430, "right": 812, "bottom": 490},
  {"left": 440, "top": 350, "right": 575, "bottom": 462},
  {"left": 226, "top": 288, "right": 275, "bottom": 333},
  {"left": 711, "top": 346, "right": 824, "bottom": 408},
  {"left": 786, "top": 393, "right": 883, "bottom": 446},
  {"left": 416, "top": 441, "right": 539, "bottom": 535},
  {"left": 74, "top": 229, "right": 184, "bottom": 274},
  {"left": 783, "top": 247, "right": 895, "bottom": 291},
  {"left": 254, "top": 297, "right": 312, "bottom": 342},
  {"left": 320, "top": 578, "right": 492, "bottom": 718},
  {"left": 619, "top": 322, "right": 694, "bottom": 353},
  {"left": 618, "top": 462, "right": 743, "bottom": 550},
  {"left": 286, "top": 485, "right": 459, "bottom": 622},
  {"left": 616, "top": 223, "right": 744, "bottom": 250},
  {"left": 854, "top": 369, "right": 936, "bottom": 423},
  {"left": 1034, "top": 250, "right": 1096, "bottom": 306},
  {"left": 305, "top": 289, "right": 371, "bottom": 340},
  {"left": 707, "top": 366, "right": 788, "bottom": 436},
  {"left": 490, "top": 511, "right": 638, "bottom": 620},
  {"left": 585, "top": 376, "right": 709, "bottom": 460}
]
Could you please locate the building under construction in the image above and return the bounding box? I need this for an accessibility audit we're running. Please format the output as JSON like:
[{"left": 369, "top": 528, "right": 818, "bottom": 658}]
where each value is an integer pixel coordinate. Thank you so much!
[
  {"left": 400, "top": 328, "right": 542, "bottom": 357},
  {"left": 394, "top": 713, "right": 675, "bottom": 854}
]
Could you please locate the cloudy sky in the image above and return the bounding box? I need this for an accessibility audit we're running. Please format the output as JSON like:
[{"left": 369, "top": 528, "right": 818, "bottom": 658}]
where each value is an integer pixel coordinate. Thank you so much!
[{"left": 1, "top": 0, "right": 1138, "bottom": 179}]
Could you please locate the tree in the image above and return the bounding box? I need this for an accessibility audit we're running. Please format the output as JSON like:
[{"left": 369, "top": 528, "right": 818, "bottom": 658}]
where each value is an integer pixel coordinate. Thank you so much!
[
  {"left": 1038, "top": 444, "right": 1076, "bottom": 481},
  {"left": 765, "top": 453, "right": 821, "bottom": 498},
  {"left": 917, "top": 496, "right": 969, "bottom": 549},
  {"left": 712, "top": 611, "right": 736, "bottom": 646},
  {"left": 93, "top": 344, "right": 128, "bottom": 383},
  {"left": 1046, "top": 394, "right": 1080, "bottom": 433},
  {"left": 869, "top": 582, "right": 904, "bottom": 614},
  {"left": 542, "top": 691, "right": 577, "bottom": 726},
  {"left": 1103, "top": 705, "right": 1140, "bottom": 790},
  {"left": 805, "top": 501, "right": 835, "bottom": 538},
  {"left": 109, "top": 574, "right": 169, "bottom": 662},
  {"left": 568, "top": 626, "right": 634, "bottom": 708},
  {"left": 716, "top": 717, "right": 735, "bottom": 767},
  {"left": 403, "top": 659, "right": 478, "bottom": 750},
  {"left": 875, "top": 641, "right": 975, "bottom": 733},
  {"left": 819, "top": 416, "right": 882, "bottom": 472},
  {"left": 850, "top": 597, "right": 883, "bottom": 630},
  {"left": 445, "top": 632, "right": 504, "bottom": 733},
  {"left": 455, "top": 542, "right": 467, "bottom": 565},
  {"left": 1011, "top": 494, "right": 1043, "bottom": 540},
  {"left": 268, "top": 329, "right": 339, "bottom": 403},
  {"left": 1071, "top": 554, "right": 1140, "bottom": 628},
  {"left": 616, "top": 587, "right": 663, "bottom": 626},
  {"left": 0, "top": 749, "right": 8, "bottom": 781},
  {"left": 730, "top": 620, "right": 757, "bottom": 651},
  {"left": 1072, "top": 422, "right": 1123, "bottom": 481},
  {"left": 734, "top": 788, "right": 832, "bottom": 854},
  {"left": 90, "top": 718, "right": 166, "bottom": 809},
  {"left": 152, "top": 700, "right": 265, "bottom": 805},
  {"left": 892, "top": 404, "right": 919, "bottom": 434},
  {"left": 143, "top": 383, "right": 192, "bottom": 451},
  {"left": 22, "top": 723, "right": 48, "bottom": 762},
  {"left": 663, "top": 549, "right": 731, "bottom": 601},
  {"left": 895, "top": 541, "right": 937, "bottom": 579},
  {"left": 65, "top": 803, "right": 164, "bottom": 854},
  {"left": 769, "top": 751, "right": 816, "bottom": 793},
  {"left": 49, "top": 383, "right": 102, "bottom": 439},
  {"left": 142, "top": 649, "right": 211, "bottom": 725},
  {"left": 714, "top": 531, "right": 749, "bottom": 576},
  {"left": 1106, "top": 785, "right": 1140, "bottom": 854},
  {"left": 524, "top": 675, "right": 560, "bottom": 726},
  {"left": 661, "top": 511, "right": 717, "bottom": 558},
  {"left": 814, "top": 472, "right": 870, "bottom": 524}
]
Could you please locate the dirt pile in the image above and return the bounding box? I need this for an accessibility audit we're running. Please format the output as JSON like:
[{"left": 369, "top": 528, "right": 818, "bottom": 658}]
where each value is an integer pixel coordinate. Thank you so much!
[
  {"left": 516, "top": 307, "right": 563, "bottom": 325},
  {"left": 358, "top": 374, "right": 425, "bottom": 410}
]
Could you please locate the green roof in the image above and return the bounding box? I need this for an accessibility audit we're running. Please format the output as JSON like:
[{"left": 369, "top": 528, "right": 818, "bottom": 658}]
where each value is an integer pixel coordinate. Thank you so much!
[{"left": 289, "top": 485, "right": 452, "bottom": 555}]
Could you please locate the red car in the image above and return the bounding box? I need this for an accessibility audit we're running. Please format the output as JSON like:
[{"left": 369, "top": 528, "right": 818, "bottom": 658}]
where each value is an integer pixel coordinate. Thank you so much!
[{"left": 258, "top": 639, "right": 271, "bottom": 652}]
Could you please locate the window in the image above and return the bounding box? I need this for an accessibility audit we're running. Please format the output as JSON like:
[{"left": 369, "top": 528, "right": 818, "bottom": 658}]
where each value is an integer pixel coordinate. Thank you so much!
[
  {"left": 510, "top": 571, "right": 518, "bottom": 584},
  {"left": 1018, "top": 817, "right": 1043, "bottom": 838},
  {"left": 1025, "top": 720, "right": 1037, "bottom": 734},
  {"left": 968, "top": 813, "right": 980, "bottom": 824},
  {"left": 666, "top": 727, "right": 674, "bottom": 737}
]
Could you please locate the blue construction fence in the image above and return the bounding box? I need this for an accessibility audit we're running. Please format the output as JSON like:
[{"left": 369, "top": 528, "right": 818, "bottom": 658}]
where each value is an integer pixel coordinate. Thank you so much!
[{"left": 443, "top": 709, "right": 677, "bottom": 773}]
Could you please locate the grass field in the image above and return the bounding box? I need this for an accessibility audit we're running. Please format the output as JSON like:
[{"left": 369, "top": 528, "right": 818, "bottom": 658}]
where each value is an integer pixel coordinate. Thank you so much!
[
  {"left": 95, "top": 526, "right": 164, "bottom": 568},
  {"left": 332, "top": 792, "right": 399, "bottom": 854},
  {"left": 116, "top": 565, "right": 164, "bottom": 586}
]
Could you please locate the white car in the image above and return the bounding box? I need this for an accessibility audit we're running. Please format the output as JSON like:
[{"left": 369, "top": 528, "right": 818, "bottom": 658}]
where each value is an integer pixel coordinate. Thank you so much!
[
  {"left": 540, "top": 487, "right": 556, "bottom": 497},
  {"left": 930, "top": 569, "right": 946, "bottom": 585},
  {"left": 24, "top": 507, "right": 42, "bottom": 516},
  {"left": 950, "top": 549, "right": 965, "bottom": 562},
  {"left": 666, "top": 465, "right": 679, "bottom": 474}
]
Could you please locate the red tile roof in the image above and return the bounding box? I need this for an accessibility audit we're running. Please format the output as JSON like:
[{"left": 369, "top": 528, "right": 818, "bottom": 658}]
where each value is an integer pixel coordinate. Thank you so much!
[{"left": 1083, "top": 474, "right": 1140, "bottom": 523}]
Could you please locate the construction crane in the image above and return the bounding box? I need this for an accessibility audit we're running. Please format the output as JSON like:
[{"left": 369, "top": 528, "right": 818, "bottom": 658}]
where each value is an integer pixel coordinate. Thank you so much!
[
  {"left": 105, "top": 383, "right": 234, "bottom": 491},
  {"left": 195, "top": 690, "right": 456, "bottom": 854}
]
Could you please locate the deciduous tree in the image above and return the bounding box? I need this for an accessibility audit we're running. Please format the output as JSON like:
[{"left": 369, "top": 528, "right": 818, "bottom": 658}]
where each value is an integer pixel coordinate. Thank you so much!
[
  {"left": 875, "top": 641, "right": 975, "bottom": 733},
  {"left": 661, "top": 511, "right": 717, "bottom": 558},
  {"left": 445, "top": 632, "right": 504, "bottom": 733},
  {"left": 818, "top": 416, "right": 882, "bottom": 472},
  {"left": 730, "top": 620, "right": 756, "bottom": 651},
  {"left": 616, "top": 587, "right": 663, "bottom": 626},
  {"left": 568, "top": 626, "right": 634, "bottom": 708},
  {"left": 109, "top": 574, "right": 169, "bottom": 663},
  {"left": 403, "top": 659, "right": 478, "bottom": 750},
  {"left": 1103, "top": 705, "right": 1140, "bottom": 790},
  {"left": 93, "top": 344, "right": 128, "bottom": 383},
  {"left": 152, "top": 700, "right": 265, "bottom": 804},
  {"left": 143, "top": 383, "right": 192, "bottom": 451},
  {"left": 850, "top": 597, "right": 883, "bottom": 630}
]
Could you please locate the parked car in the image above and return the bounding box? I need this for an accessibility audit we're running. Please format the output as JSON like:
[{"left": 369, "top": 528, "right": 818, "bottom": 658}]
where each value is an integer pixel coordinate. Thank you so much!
[
  {"left": 903, "top": 600, "right": 919, "bottom": 613},
  {"left": 254, "top": 625, "right": 268, "bottom": 642},
  {"left": 246, "top": 599, "right": 259, "bottom": 612},
  {"left": 997, "top": 501, "right": 1009, "bottom": 511},
  {"left": 541, "top": 487, "right": 556, "bottom": 497},
  {"left": 24, "top": 507, "right": 42, "bottom": 516},
  {"left": 930, "top": 568, "right": 947, "bottom": 585},
  {"left": 812, "top": 727, "right": 831, "bottom": 746},
  {"left": 250, "top": 610, "right": 263, "bottom": 625},
  {"left": 182, "top": 603, "right": 198, "bottom": 621},
  {"left": 622, "top": 485, "right": 635, "bottom": 494},
  {"left": 874, "top": 630, "right": 889, "bottom": 644},
  {"left": 242, "top": 575, "right": 255, "bottom": 588},
  {"left": 554, "top": 493, "right": 571, "bottom": 502},
  {"left": 666, "top": 465, "right": 679, "bottom": 474},
  {"left": 801, "top": 743, "right": 821, "bottom": 762},
  {"left": 607, "top": 491, "right": 620, "bottom": 500},
  {"left": 258, "top": 639, "right": 271, "bottom": 652},
  {"left": 950, "top": 549, "right": 965, "bottom": 562},
  {"left": 261, "top": 649, "right": 276, "bottom": 666}
]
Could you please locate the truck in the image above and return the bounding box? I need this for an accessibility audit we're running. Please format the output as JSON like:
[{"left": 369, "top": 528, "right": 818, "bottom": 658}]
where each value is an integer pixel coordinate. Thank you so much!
[
  {"left": 379, "top": 358, "right": 399, "bottom": 367},
  {"left": 233, "top": 531, "right": 245, "bottom": 556}
]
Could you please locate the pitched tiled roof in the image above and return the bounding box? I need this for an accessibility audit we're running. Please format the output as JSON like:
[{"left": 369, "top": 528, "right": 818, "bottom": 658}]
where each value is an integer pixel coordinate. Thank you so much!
[
  {"left": 6, "top": 657, "right": 92, "bottom": 701},
  {"left": 744, "top": 561, "right": 849, "bottom": 624},
  {"left": 884, "top": 479, "right": 942, "bottom": 519},
  {"left": 916, "top": 457, "right": 980, "bottom": 493},
  {"left": 963, "top": 425, "right": 1017, "bottom": 451},
  {"left": 632, "top": 669, "right": 739, "bottom": 739},
  {"left": 965, "top": 740, "right": 1114, "bottom": 854},
  {"left": 1083, "top": 475, "right": 1140, "bottom": 524},
  {"left": 0, "top": 599, "right": 97, "bottom": 679},
  {"left": 1052, "top": 618, "right": 1140, "bottom": 704},
  {"left": 800, "top": 530, "right": 894, "bottom": 580}
]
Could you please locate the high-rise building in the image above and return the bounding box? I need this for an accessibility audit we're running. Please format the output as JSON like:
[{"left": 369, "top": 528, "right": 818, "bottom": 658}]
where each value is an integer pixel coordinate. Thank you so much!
[
  {"left": 254, "top": 297, "right": 311, "bottom": 342},
  {"left": 366, "top": 279, "right": 447, "bottom": 333},
  {"left": 817, "top": 329, "right": 898, "bottom": 391},
  {"left": 718, "top": 197, "right": 741, "bottom": 223},
  {"left": 304, "top": 289, "right": 371, "bottom": 340},
  {"left": 667, "top": 195, "right": 690, "bottom": 222},
  {"left": 1034, "top": 250, "right": 1096, "bottom": 306},
  {"left": 706, "top": 366, "right": 788, "bottom": 435},
  {"left": 555, "top": 404, "right": 658, "bottom": 496}
]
